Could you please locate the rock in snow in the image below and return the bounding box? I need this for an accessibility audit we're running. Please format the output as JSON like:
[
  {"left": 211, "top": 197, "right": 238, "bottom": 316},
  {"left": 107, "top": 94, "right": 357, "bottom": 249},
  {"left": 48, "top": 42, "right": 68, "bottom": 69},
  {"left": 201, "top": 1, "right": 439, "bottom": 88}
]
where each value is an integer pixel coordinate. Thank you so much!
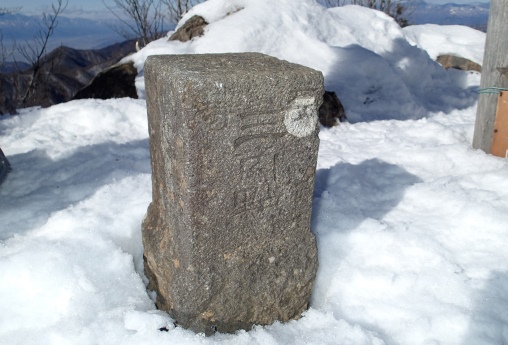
[
  {"left": 169, "top": 15, "right": 208, "bottom": 42},
  {"left": 143, "top": 53, "right": 321, "bottom": 335},
  {"left": 436, "top": 54, "right": 482, "bottom": 72},
  {"left": 73, "top": 61, "right": 139, "bottom": 100},
  {"left": 0, "top": 148, "right": 11, "bottom": 185},
  {"left": 319, "top": 91, "right": 348, "bottom": 126}
]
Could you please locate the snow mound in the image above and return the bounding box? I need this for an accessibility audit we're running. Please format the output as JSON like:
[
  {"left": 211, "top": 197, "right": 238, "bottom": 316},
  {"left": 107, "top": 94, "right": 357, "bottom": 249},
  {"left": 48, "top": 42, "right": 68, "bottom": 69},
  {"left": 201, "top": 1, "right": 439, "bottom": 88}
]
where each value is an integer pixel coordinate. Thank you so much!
[
  {"left": 128, "top": 0, "right": 478, "bottom": 122},
  {"left": 403, "top": 24, "right": 486, "bottom": 65},
  {"left": 2, "top": 1, "right": 507, "bottom": 345}
]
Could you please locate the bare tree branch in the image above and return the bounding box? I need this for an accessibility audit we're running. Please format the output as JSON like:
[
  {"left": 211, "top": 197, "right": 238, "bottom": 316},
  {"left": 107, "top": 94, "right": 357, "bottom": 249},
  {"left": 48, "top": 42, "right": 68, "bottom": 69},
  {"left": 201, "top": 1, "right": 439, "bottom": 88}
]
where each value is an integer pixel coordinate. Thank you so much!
[
  {"left": 161, "top": 0, "right": 203, "bottom": 25},
  {"left": 103, "top": 0, "right": 166, "bottom": 48},
  {"left": 0, "top": 31, "right": 16, "bottom": 73},
  {"left": 322, "top": 0, "right": 347, "bottom": 7},
  {"left": 18, "top": 0, "right": 68, "bottom": 105},
  {"left": 322, "top": 0, "right": 414, "bottom": 27},
  {"left": 0, "top": 6, "right": 21, "bottom": 72}
]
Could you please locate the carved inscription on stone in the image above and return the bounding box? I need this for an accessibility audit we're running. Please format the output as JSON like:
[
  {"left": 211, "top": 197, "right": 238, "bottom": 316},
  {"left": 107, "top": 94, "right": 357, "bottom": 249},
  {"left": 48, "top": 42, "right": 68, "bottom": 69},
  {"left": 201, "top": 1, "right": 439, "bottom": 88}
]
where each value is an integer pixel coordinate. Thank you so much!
[{"left": 233, "top": 112, "right": 283, "bottom": 215}]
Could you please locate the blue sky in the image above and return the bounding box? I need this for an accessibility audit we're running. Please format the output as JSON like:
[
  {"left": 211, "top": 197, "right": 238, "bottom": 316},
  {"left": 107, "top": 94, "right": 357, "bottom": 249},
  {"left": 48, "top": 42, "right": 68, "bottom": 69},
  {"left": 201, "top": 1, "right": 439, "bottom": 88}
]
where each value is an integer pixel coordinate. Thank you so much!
[{"left": 3, "top": 0, "right": 489, "bottom": 16}]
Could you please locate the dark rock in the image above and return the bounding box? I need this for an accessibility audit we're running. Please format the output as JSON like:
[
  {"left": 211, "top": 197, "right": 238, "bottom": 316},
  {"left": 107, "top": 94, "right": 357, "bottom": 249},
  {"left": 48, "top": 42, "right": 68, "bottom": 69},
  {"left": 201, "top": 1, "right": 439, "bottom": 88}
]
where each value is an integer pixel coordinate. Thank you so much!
[
  {"left": 0, "top": 78, "right": 18, "bottom": 115},
  {"left": 0, "top": 40, "right": 137, "bottom": 114},
  {"left": 436, "top": 54, "right": 482, "bottom": 72},
  {"left": 319, "top": 91, "right": 347, "bottom": 127},
  {"left": 142, "top": 53, "right": 322, "bottom": 335},
  {"left": 73, "top": 61, "right": 138, "bottom": 100},
  {"left": 0, "top": 148, "right": 11, "bottom": 185},
  {"left": 169, "top": 15, "right": 208, "bottom": 42}
]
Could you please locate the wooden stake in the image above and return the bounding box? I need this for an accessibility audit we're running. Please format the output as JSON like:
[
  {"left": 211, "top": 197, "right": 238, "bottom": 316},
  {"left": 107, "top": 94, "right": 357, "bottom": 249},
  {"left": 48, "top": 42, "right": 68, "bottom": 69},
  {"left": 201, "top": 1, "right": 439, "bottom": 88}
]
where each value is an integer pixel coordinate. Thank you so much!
[
  {"left": 491, "top": 92, "right": 508, "bottom": 157},
  {"left": 472, "top": 0, "right": 508, "bottom": 153}
]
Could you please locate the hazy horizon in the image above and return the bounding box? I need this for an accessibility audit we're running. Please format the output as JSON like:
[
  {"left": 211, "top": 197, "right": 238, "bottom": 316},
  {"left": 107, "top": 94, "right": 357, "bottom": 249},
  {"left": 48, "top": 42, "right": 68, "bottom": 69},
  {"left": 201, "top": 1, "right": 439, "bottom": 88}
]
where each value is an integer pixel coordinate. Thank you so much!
[{"left": 2, "top": 0, "right": 491, "bottom": 18}]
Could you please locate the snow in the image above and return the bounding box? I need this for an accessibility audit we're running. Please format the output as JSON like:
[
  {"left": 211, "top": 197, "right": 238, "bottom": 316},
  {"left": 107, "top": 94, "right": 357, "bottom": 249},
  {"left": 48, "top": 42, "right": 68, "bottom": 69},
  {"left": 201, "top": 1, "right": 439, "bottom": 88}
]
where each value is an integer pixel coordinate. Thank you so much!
[
  {"left": 128, "top": 1, "right": 480, "bottom": 123},
  {"left": 1, "top": 0, "right": 506, "bottom": 344},
  {"left": 403, "top": 24, "right": 486, "bottom": 64}
]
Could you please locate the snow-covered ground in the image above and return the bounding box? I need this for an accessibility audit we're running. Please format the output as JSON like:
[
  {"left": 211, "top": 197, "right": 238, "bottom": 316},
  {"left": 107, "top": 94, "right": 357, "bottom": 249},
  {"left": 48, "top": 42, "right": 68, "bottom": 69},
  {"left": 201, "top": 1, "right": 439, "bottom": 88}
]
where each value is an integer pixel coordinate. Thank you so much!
[
  {"left": 403, "top": 24, "right": 486, "bottom": 65},
  {"left": 1, "top": 0, "right": 506, "bottom": 344}
]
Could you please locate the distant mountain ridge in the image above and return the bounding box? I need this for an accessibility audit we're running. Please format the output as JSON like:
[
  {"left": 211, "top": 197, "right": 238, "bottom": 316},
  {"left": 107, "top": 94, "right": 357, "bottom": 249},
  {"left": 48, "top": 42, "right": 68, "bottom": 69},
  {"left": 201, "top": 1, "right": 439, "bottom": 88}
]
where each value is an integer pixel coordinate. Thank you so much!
[
  {"left": 0, "top": 13, "right": 128, "bottom": 55},
  {"left": 0, "top": 12, "right": 174, "bottom": 52},
  {"left": 0, "top": 2, "right": 490, "bottom": 56},
  {"left": 0, "top": 1, "right": 490, "bottom": 114},
  {"left": 410, "top": 1, "right": 489, "bottom": 31},
  {"left": 0, "top": 39, "right": 137, "bottom": 114}
]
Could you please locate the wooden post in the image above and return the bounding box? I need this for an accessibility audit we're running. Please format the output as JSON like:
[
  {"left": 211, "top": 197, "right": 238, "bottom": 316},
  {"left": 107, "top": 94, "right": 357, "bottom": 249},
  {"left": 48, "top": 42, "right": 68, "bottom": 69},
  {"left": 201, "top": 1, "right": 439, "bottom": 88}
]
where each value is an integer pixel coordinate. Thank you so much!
[
  {"left": 472, "top": 0, "right": 508, "bottom": 154},
  {"left": 490, "top": 92, "right": 508, "bottom": 157}
]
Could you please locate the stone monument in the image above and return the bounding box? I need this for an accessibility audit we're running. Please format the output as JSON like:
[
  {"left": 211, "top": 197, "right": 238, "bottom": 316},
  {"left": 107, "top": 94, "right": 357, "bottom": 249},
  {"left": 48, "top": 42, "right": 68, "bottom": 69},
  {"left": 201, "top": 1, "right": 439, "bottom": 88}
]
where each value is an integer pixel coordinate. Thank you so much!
[{"left": 142, "top": 53, "right": 322, "bottom": 335}]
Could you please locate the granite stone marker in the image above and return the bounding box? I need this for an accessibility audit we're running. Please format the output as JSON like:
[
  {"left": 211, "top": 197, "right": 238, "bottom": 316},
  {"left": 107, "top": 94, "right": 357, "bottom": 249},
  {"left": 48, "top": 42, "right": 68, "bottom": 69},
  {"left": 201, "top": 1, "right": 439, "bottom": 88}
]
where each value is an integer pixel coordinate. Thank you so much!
[{"left": 142, "top": 53, "right": 322, "bottom": 335}]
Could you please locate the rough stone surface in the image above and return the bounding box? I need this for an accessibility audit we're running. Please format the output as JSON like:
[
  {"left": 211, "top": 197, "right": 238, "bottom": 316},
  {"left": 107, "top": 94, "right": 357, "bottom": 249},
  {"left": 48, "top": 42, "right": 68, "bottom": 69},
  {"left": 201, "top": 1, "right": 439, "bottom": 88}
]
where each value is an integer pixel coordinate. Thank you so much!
[
  {"left": 319, "top": 91, "right": 347, "bottom": 127},
  {"left": 142, "top": 53, "right": 322, "bottom": 335},
  {"left": 0, "top": 148, "right": 11, "bottom": 185},
  {"left": 169, "top": 15, "right": 208, "bottom": 42},
  {"left": 436, "top": 54, "right": 482, "bottom": 72},
  {"left": 73, "top": 61, "right": 138, "bottom": 100}
]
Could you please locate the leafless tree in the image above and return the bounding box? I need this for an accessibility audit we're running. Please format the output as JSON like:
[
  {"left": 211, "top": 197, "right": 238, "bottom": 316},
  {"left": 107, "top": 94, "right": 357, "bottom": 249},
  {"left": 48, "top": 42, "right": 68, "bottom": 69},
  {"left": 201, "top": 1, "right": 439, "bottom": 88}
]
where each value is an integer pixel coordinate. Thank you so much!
[
  {"left": 103, "top": 0, "right": 166, "bottom": 48},
  {"left": 323, "top": 0, "right": 348, "bottom": 7},
  {"left": 0, "top": 31, "right": 15, "bottom": 73},
  {"left": 18, "top": 0, "right": 67, "bottom": 105},
  {"left": 161, "top": 0, "right": 203, "bottom": 24},
  {"left": 0, "top": 6, "right": 21, "bottom": 72}
]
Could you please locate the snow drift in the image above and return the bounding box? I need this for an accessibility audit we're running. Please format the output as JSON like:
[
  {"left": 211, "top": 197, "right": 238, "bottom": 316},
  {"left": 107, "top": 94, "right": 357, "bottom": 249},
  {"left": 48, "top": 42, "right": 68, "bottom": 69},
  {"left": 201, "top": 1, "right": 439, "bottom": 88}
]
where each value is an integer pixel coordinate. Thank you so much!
[
  {"left": 127, "top": 0, "right": 480, "bottom": 123},
  {"left": 1, "top": 1, "right": 506, "bottom": 345}
]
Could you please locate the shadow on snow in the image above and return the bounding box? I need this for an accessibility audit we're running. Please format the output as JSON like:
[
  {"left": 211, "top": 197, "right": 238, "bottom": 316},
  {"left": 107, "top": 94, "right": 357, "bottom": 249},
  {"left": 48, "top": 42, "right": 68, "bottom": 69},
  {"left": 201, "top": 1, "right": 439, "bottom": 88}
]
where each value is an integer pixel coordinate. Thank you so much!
[
  {"left": 324, "top": 39, "right": 479, "bottom": 123},
  {"left": 0, "top": 139, "right": 150, "bottom": 242}
]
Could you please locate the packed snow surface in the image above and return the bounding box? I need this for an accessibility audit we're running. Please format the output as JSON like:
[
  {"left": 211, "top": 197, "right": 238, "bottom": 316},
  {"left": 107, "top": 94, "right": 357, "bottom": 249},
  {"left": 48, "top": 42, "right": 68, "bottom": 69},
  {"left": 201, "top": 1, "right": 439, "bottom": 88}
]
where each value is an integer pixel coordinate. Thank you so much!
[
  {"left": 128, "top": 0, "right": 483, "bottom": 123},
  {"left": 403, "top": 24, "right": 486, "bottom": 65},
  {"left": 1, "top": 1, "right": 506, "bottom": 344}
]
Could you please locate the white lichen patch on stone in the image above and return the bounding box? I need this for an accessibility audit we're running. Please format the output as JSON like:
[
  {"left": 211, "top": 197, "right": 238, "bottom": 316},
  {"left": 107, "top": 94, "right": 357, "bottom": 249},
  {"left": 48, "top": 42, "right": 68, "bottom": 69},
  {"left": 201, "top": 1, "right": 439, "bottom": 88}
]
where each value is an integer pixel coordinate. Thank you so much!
[{"left": 284, "top": 97, "right": 318, "bottom": 138}]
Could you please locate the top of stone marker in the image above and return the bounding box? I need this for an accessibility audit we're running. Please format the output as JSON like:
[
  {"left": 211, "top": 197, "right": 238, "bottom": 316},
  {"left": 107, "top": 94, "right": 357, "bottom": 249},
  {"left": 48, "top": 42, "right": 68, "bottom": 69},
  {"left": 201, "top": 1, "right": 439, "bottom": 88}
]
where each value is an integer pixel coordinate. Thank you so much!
[{"left": 145, "top": 53, "right": 321, "bottom": 78}]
